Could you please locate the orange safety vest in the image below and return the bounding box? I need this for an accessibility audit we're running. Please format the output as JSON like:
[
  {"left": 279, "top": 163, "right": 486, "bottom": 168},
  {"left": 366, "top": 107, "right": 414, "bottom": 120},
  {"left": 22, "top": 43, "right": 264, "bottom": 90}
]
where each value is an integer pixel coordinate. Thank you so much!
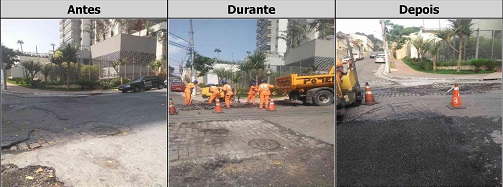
[
  {"left": 210, "top": 86, "right": 220, "bottom": 93},
  {"left": 222, "top": 84, "right": 233, "bottom": 95},
  {"left": 185, "top": 83, "right": 195, "bottom": 93},
  {"left": 248, "top": 85, "right": 257, "bottom": 94}
]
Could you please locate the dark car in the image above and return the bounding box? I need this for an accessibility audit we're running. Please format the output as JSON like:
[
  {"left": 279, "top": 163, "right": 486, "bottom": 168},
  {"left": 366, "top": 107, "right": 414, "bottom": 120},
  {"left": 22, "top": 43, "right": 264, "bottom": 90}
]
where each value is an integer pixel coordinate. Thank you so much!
[
  {"left": 370, "top": 54, "right": 376, "bottom": 58},
  {"left": 171, "top": 82, "right": 186, "bottom": 92},
  {"left": 118, "top": 76, "right": 165, "bottom": 93}
]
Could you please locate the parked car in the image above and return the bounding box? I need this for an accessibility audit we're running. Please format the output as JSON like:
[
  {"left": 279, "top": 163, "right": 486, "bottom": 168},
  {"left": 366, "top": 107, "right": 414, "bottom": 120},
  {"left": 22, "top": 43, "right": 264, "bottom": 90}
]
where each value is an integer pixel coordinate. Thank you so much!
[
  {"left": 164, "top": 80, "right": 167, "bottom": 88},
  {"left": 342, "top": 56, "right": 351, "bottom": 64},
  {"left": 370, "top": 54, "right": 376, "bottom": 58},
  {"left": 353, "top": 53, "right": 364, "bottom": 61},
  {"left": 374, "top": 54, "right": 386, "bottom": 63},
  {"left": 118, "top": 76, "right": 165, "bottom": 93},
  {"left": 171, "top": 82, "right": 186, "bottom": 92}
]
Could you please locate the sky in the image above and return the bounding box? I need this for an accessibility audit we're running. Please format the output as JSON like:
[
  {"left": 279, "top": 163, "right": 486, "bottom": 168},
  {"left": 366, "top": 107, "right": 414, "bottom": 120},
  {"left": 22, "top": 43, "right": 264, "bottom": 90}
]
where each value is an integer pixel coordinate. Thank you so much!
[
  {"left": 335, "top": 19, "right": 451, "bottom": 38},
  {"left": 168, "top": 19, "right": 257, "bottom": 72},
  {"left": 1, "top": 19, "right": 60, "bottom": 54}
]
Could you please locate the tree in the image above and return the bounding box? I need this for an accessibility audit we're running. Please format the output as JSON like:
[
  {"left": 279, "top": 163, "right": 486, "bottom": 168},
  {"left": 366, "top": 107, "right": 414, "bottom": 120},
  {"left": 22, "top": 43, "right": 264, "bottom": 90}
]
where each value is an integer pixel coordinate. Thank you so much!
[
  {"left": 412, "top": 36, "right": 431, "bottom": 64},
  {"left": 242, "top": 50, "right": 267, "bottom": 87},
  {"left": 212, "top": 68, "right": 232, "bottom": 84},
  {"left": 230, "top": 72, "right": 242, "bottom": 95},
  {"left": 1, "top": 44, "right": 20, "bottom": 89},
  {"left": 351, "top": 39, "right": 363, "bottom": 53},
  {"left": 17, "top": 40, "right": 24, "bottom": 53},
  {"left": 185, "top": 52, "right": 215, "bottom": 76},
  {"left": 448, "top": 19, "right": 474, "bottom": 72},
  {"left": 20, "top": 60, "right": 42, "bottom": 81},
  {"left": 367, "top": 34, "right": 383, "bottom": 51},
  {"left": 214, "top": 48, "right": 221, "bottom": 62},
  {"left": 41, "top": 64, "right": 53, "bottom": 83},
  {"left": 384, "top": 20, "right": 421, "bottom": 63},
  {"left": 279, "top": 20, "right": 310, "bottom": 50},
  {"left": 93, "top": 19, "right": 112, "bottom": 41},
  {"left": 112, "top": 58, "right": 127, "bottom": 82},
  {"left": 58, "top": 44, "right": 78, "bottom": 88},
  {"left": 148, "top": 59, "right": 164, "bottom": 76},
  {"left": 308, "top": 19, "right": 335, "bottom": 40},
  {"left": 115, "top": 19, "right": 138, "bottom": 34},
  {"left": 428, "top": 40, "right": 443, "bottom": 72},
  {"left": 50, "top": 51, "right": 64, "bottom": 81}
]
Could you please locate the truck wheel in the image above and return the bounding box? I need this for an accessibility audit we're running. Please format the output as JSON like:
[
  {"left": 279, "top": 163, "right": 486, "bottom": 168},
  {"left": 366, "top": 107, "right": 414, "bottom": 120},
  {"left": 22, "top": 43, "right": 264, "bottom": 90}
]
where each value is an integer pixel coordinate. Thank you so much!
[{"left": 313, "top": 90, "right": 333, "bottom": 106}]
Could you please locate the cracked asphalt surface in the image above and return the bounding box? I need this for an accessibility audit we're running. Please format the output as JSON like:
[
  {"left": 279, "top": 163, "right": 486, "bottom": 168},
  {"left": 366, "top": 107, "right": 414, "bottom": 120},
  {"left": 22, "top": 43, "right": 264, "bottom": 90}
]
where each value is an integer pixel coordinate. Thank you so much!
[{"left": 1, "top": 89, "right": 167, "bottom": 186}]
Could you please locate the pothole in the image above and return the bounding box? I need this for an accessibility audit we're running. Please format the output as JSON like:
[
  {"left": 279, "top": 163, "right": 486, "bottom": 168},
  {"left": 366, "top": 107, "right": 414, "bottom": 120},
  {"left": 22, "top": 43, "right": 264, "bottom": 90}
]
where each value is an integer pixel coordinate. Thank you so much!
[
  {"left": 90, "top": 126, "right": 121, "bottom": 136},
  {"left": 248, "top": 139, "right": 281, "bottom": 150}
]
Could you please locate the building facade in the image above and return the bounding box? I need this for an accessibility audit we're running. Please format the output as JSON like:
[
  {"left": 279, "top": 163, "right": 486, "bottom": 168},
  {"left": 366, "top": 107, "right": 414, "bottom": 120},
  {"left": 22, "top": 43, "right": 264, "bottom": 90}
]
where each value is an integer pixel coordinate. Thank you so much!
[
  {"left": 256, "top": 19, "right": 288, "bottom": 57},
  {"left": 59, "top": 19, "right": 82, "bottom": 47}
]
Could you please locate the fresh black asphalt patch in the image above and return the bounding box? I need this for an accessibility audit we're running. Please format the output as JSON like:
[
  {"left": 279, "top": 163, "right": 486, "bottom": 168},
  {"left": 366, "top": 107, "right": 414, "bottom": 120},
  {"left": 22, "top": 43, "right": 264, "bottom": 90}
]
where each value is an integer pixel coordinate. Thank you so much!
[{"left": 337, "top": 113, "right": 502, "bottom": 186}]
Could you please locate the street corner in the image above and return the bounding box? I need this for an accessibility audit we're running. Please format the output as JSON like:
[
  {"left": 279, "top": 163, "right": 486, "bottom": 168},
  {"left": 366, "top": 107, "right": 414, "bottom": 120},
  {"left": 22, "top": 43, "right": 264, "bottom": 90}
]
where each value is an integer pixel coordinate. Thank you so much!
[
  {"left": 168, "top": 119, "right": 334, "bottom": 186},
  {"left": 1, "top": 164, "right": 65, "bottom": 187}
]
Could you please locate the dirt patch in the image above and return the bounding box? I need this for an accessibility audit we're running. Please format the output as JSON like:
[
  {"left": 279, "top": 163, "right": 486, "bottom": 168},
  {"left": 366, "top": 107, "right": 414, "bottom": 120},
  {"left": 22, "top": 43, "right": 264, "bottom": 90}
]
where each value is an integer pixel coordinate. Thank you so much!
[{"left": 1, "top": 164, "right": 65, "bottom": 187}]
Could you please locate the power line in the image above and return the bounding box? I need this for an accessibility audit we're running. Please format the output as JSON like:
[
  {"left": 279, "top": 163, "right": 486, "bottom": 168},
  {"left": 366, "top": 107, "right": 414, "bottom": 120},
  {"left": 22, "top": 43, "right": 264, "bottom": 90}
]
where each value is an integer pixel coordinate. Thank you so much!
[
  {"left": 194, "top": 19, "right": 212, "bottom": 32},
  {"left": 169, "top": 41, "right": 189, "bottom": 51},
  {"left": 168, "top": 32, "right": 190, "bottom": 43}
]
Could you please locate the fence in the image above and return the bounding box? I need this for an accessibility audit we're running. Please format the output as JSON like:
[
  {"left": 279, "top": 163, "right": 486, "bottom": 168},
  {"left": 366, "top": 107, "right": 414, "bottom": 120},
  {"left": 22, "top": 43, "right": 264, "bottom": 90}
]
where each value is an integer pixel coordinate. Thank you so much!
[
  {"left": 91, "top": 59, "right": 161, "bottom": 81},
  {"left": 436, "top": 29, "right": 502, "bottom": 62}
]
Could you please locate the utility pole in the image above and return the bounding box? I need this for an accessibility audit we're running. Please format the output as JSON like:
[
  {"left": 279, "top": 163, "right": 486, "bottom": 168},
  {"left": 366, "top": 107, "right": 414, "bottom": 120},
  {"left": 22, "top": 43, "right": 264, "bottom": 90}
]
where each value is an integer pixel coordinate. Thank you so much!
[
  {"left": 381, "top": 19, "right": 390, "bottom": 74},
  {"left": 190, "top": 19, "right": 196, "bottom": 96},
  {"left": 475, "top": 28, "right": 480, "bottom": 59}
]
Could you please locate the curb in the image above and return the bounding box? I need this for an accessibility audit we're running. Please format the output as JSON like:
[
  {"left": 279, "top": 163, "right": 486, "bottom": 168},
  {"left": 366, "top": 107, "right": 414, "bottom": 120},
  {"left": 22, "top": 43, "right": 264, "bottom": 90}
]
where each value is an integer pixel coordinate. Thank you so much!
[
  {"left": 378, "top": 65, "right": 500, "bottom": 82},
  {"left": 1, "top": 91, "right": 119, "bottom": 97}
]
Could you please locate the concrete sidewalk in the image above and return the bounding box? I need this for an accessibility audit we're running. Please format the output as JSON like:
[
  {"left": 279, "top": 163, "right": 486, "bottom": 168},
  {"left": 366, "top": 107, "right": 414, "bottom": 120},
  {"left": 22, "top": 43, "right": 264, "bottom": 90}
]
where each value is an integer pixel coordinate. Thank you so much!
[
  {"left": 1, "top": 83, "right": 119, "bottom": 96},
  {"left": 381, "top": 59, "right": 502, "bottom": 81}
]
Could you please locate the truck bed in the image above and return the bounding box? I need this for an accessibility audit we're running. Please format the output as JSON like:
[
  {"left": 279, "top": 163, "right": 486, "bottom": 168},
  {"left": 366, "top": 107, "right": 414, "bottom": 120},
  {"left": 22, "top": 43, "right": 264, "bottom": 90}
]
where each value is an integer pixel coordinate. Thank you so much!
[{"left": 276, "top": 73, "right": 334, "bottom": 92}]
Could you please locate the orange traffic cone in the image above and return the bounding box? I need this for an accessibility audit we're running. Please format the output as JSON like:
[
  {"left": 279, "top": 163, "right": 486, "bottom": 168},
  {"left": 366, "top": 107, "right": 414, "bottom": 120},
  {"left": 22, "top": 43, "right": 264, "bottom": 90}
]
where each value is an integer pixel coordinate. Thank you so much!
[
  {"left": 214, "top": 100, "right": 224, "bottom": 113},
  {"left": 364, "top": 82, "right": 377, "bottom": 105},
  {"left": 267, "top": 98, "right": 276, "bottom": 111},
  {"left": 169, "top": 98, "right": 178, "bottom": 115},
  {"left": 448, "top": 83, "right": 466, "bottom": 109}
]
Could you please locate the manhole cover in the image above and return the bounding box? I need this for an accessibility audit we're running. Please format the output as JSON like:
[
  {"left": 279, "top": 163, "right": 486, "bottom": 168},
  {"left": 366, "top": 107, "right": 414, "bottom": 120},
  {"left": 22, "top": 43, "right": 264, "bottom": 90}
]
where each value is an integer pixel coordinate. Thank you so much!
[
  {"left": 200, "top": 128, "right": 229, "bottom": 134},
  {"left": 248, "top": 139, "right": 280, "bottom": 150},
  {"left": 91, "top": 126, "right": 121, "bottom": 136}
]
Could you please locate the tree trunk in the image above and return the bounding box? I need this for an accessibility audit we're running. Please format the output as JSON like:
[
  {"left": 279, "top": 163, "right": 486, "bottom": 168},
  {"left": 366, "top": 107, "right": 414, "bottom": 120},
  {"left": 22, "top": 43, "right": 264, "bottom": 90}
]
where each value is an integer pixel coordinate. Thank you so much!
[
  {"left": 457, "top": 37, "right": 463, "bottom": 73},
  {"left": 66, "top": 62, "right": 71, "bottom": 88},
  {"left": 432, "top": 55, "right": 437, "bottom": 72}
]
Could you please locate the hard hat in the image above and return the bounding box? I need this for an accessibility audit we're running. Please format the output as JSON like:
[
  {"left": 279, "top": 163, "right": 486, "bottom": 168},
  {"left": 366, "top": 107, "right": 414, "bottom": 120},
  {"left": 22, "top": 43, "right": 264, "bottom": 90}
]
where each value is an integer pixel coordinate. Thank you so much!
[
  {"left": 336, "top": 58, "right": 343, "bottom": 67},
  {"left": 260, "top": 79, "right": 266, "bottom": 83},
  {"left": 207, "top": 83, "right": 212, "bottom": 87},
  {"left": 193, "top": 80, "right": 198, "bottom": 84},
  {"left": 221, "top": 80, "right": 227, "bottom": 84}
]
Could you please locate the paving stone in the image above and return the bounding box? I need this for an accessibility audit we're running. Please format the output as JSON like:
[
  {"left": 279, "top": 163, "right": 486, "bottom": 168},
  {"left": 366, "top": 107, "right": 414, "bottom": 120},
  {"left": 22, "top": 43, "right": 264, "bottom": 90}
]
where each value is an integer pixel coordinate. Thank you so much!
[
  {"left": 9, "top": 146, "right": 18, "bottom": 151},
  {"left": 18, "top": 142, "right": 29, "bottom": 150},
  {"left": 29, "top": 143, "right": 41, "bottom": 149}
]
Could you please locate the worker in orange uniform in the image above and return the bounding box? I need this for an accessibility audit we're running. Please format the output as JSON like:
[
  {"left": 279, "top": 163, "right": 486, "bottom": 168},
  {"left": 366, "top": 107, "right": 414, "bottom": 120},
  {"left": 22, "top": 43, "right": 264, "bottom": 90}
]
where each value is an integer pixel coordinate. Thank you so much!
[
  {"left": 336, "top": 58, "right": 345, "bottom": 86},
  {"left": 184, "top": 80, "right": 198, "bottom": 105},
  {"left": 221, "top": 80, "right": 233, "bottom": 108},
  {"left": 207, "top": 83, "right": 221, "bottom": 104},
  {"left": 258, "top": 79, "right": 274, "bottom": 109},
  {"left": 246, "top": 81, "right": 257, "bottom": 105}
]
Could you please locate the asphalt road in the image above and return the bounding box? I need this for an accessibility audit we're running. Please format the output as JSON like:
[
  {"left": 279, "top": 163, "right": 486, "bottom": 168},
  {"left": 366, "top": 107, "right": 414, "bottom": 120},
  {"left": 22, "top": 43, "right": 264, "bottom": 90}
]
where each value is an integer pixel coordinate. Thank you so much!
[
  {"left": 338, "top": 53, "right": 502, "bottom": 186},
  {"left": 1, "top": 89, "right": 168, "bottom": 186}
]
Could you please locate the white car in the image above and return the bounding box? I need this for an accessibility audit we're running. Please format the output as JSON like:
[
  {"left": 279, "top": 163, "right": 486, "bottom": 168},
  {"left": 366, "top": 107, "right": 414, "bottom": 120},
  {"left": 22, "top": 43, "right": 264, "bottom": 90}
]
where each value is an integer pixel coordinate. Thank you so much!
[
  {"left": 342, "top": 56, "right": 351, "bottom": 64},
  {"left": 374, "top": 54, "right": 386, "bottom": 63}
]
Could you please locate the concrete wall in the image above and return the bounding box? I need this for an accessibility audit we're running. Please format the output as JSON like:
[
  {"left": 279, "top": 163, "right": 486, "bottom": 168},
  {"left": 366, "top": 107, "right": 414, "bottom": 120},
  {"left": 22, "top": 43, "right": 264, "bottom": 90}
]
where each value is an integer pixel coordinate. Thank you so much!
[
  {"left": 90, "top": 33, "right": 122, "bottom": 58},
  {"left": 204, "top": 64, "right": 240, "bottom": 84},
  {"left": 120, "top": 34, "right": 157, "bottom": 54},
  {"left": 285, "top": 39, "right": 334, "bottom": 65}
]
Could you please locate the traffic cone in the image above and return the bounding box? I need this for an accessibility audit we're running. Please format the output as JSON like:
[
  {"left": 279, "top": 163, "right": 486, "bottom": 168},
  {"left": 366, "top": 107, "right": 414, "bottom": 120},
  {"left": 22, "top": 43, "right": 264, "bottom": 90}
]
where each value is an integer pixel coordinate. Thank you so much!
[
  {"left": 267, "top": 98, "right": 276, "bottom": 111},
  {"left": 447, "top": 83, "right": 466, "bottom": 109},
  {"left": 213, "top": 100, "right": 224, "bottom": 113},
  {"left": 169, "top": 98, "right": 178, "bottom": 115},
  {"left": 364, "top": 82, "right": 376, "bottom": 105}
]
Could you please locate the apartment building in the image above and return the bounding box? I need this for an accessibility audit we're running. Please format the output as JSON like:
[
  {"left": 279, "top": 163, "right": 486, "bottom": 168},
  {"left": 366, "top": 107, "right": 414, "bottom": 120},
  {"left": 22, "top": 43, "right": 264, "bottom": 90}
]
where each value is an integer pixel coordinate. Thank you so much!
[
  {"left": 59, "top": 19, "right": 82, "bottom": 47},
  {"left": 256, "top": 19, "right": 288, "bottom": 57}
]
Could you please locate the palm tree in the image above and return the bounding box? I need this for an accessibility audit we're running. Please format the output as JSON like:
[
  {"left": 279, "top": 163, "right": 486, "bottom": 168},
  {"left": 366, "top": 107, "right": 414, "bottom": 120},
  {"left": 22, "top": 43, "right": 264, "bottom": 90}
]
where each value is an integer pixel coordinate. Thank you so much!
[
  {"left": 50, "top": 53, "right": 64, "bottom": 81},
  {"left": 214, "top": 48, "right": 221, "bottom": 63},
  {"left": 247, "top": 50, "right": 267, "bottom": 86},
  {"left": 212, "top": 68, "right": 231, "bottom": 84},
  {"left": 94, "top": 19, "right": 112, "bottom": 41},
  {"left": 428, "top": 40, "right": 442, "bottom": 72},
  {"left": 448, "top": 19, "right": 474, "bottom": 72},
  {"left": 41, "top": 64, "right": 52, "bottom": 83},
  {"left": 308, "top": 19, "right": 335, "bottom": 40},
  {"left": 412, "top": 36, "right": 430, "bottom": 64},
  {"left": 59, "top": 44, "right": 78, "bottom": 88},
  {"left": 17, "top": 40, "right": 24, "bottom": 53}
]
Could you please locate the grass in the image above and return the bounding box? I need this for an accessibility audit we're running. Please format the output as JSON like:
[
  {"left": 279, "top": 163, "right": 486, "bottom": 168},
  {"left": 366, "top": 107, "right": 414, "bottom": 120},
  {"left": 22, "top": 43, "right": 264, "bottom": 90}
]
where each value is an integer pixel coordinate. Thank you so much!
[{"left": 402, "top": 59, "right": 495, "bottom": 74}]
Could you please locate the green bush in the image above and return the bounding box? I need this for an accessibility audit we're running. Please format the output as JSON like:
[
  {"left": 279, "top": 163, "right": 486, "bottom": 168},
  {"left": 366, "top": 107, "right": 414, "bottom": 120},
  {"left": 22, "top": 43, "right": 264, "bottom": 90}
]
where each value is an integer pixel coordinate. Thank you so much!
[
  {"left": 484, "top": 60, "right": 501, "bottom": 72},
  {"left": 75, "top": 80, "right": 100, "bottom": 90},
  {"left": 9, "top": 77, "right": 24, "bottom": 84},
  {"left": 470, "top": 58, "right": 491, "bottom": 72},
  {"left": 29, "top": 80, "right": 45, "bottom": 89}
]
